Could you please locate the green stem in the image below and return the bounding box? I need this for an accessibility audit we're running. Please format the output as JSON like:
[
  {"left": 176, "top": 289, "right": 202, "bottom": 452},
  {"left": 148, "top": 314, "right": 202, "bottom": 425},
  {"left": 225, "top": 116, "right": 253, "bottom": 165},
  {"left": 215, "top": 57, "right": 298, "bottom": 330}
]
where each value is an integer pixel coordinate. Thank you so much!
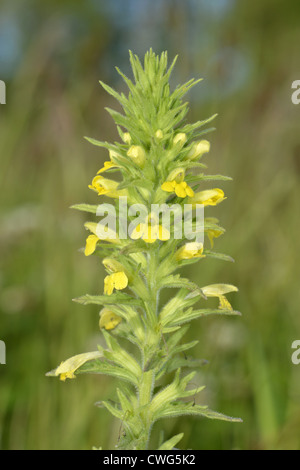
[
  {"left": 130, "top": 247, "right": 160, "bottom": 450},
  {"left": 136, "top": 369, "right": 155, "bottom": 450}
]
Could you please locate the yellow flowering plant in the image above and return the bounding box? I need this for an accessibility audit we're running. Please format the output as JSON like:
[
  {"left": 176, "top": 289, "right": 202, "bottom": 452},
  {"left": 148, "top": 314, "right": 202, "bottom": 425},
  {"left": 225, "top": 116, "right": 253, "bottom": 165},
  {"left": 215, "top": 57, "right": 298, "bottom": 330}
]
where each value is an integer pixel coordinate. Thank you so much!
[{"left": 46, "top": 50, "right": 242, "bottom": 450}]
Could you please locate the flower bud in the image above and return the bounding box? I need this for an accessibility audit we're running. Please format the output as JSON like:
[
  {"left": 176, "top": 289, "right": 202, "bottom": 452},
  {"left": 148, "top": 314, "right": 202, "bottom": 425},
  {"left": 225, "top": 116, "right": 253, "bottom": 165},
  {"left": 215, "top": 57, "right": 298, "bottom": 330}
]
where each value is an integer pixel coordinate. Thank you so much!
[
  {"left": 187, "top": 140, "right": 210, "bottom": 160},
  {"left": 155, "top": 129, "right": 163, "bottom": 140},
  {"left": 172, "top": 133, "right": 187, "bottom": 149},
  {"left": 102, "top": 258, "right": 126, "bottom": 273},
  {"left": 127, "top": 145, "right": 146, "bottom": 167},
  {"left": 122, "top": 132, "right": 132, "bottom": 145},
  {"left": 188, "top": 188, "right": 225, "bottom": 207},
  {"left": 175, "top": 242, "right": 205, "bottom": 260},
  {"left": 166, "top": 167, "right": 185, "bottom": 183}
]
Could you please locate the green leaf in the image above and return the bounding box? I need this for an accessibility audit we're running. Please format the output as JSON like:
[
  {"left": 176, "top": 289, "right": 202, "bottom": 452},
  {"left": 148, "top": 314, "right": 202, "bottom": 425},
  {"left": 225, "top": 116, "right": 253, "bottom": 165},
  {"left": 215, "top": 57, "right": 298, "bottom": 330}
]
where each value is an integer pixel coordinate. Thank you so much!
[
  {"left": 101, "top": 400, "right": 124, "bottom": 420},
  {"left": 204, "top": 250, "right": 235, "bottom": 263},
  {"left": 84, "top": 136, "right": 116, "bottom": 151},
  {"left": 156, "top": 402, "right": 242, "bottom": 423},
  {"left": 117, "top": 178, "right": 153, "bottom": 191},
  {"left": 180, "top": 113, "right": 217, "bottom": 134},
  {"left": 120, "top": 240, "right": 149, "bottom": 255},
  {"left": 187, "top": 174, "right": 233, "bottom": 183},
  {"left": 158, "top": 433, "right": 184, "bottom": 450},
  {"left": 70, "top": 203, "right": 99, "bottom": 214},
  {"left": 73, "top": 293, "right": 143, "bottom": 307},
  {"left": 100, "top": 80, "right": 128, "bottom": 107},
  {"left": 117, "top": 387, "right": 135, "bottom": 415},
  {"left": 169, "top": 308, "right": 241, "bottom": 327},
  {"left": 77, "top": 358, "right": 138, "bottom": 386},
  {"left": 166, "top": 357, "right": 208, "bottom": 374},
  {"left": 160, "top": 274, "right": 206, "bottom": 299}
]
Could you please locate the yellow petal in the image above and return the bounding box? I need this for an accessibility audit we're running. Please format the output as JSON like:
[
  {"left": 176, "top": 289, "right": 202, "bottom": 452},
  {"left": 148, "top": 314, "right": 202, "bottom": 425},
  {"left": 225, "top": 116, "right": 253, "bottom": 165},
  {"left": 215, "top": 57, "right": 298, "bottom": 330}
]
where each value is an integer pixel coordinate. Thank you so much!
[
  {"left": 158, "top": 224, "right": 170, "bottom": 241},
  {"left": 113, "top": 271, "right": 128, "bottom": 290},
  {"left": 218, "top": 295, "right": 233, "bottom": 310},
  {"left": 175, "top": 182, "right": 187, "bottom": 198},
  {"left": 142, "top": 224, "right": 158, "bottom": 243},
  {"left": 175, "top": 242, "right": 204, "bottom": 260},
  {"left": 46, "top": 351, "right": 102, "bottom": 381},
  {"left": 84, "top": 222, "right": 119, "bottom": 243},
  {"left": 104, "top": 272, "right": 128, "bottom": 295},
  {"left": 161, "top": 181, "right": 176, "bottom": 193},
  {"left": 99, "top": 308, "right": 122, "bottom": 330},
  {"left": 189, "top": 188, "right": 225, "bottom": 206},
  {"left": 104, "top": 276, "right": 114, "bottom": 295},
  {"left": 97, "top": 161, "right": 117, "bottom": 174},
  {"left": 130, "top": 223, "right": 145, "bottom": 240},
  {"left": 206, "top": 228, "right": 223, "bottom": 248},
  {"left": 185, "top": 185, "right": 194, "bottom": 198},
  {"left": 202, "top": 284, "right": 238, "bottom": 297},
  {"left": 85, "top": 234, "right": 99, "bottom": 256}
]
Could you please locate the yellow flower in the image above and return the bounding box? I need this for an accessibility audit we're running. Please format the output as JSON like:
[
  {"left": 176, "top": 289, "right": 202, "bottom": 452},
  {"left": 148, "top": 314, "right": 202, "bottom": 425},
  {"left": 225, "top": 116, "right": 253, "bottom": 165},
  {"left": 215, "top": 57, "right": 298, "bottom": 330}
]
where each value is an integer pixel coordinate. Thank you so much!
[
  {"left": 188, "top": 188, "right": 225, "bottom": 207},
  {"left": 187, "top": 140, "right": 210, "bottom": 160},
  {"left": 175, "top": 242, "right": 205, "bottom": 260},
  {"left": 161, "top": 180, "right": 194, "bottom": 198},
  {"left": 127, "top": 145, "right": 146, "bottom": 167},
  {"left": 206, "top": 228, "right": 223, "bottom": 247},
  {"left": 201, "top": 284, "right": 238, "bottom": 310},
  {"left": 104, "top": 271, "right": 128, "bottom": 295},
  {"left": 84, "top": 223, "right": 119, "bottom": 256},
  {"left": 85, "top": 234, "right": 100, "bottom": 256},
  {"left": 102, "top": 258, "right": 126, "bottom": 273},
  {"left": 88, "top": 175, "right": 120, "bottom": 197},
  {"left": 46, "top": 351, "right": 102, "bottom": 381},
  {"left": 130, "top": 214, "right": 170, "bottom": 243},
  {"left": 97, "top": 161, "right": 118, "bottom": 174},
  {"left": 99, "top": 308, "right": 122, "bottom": 330}
]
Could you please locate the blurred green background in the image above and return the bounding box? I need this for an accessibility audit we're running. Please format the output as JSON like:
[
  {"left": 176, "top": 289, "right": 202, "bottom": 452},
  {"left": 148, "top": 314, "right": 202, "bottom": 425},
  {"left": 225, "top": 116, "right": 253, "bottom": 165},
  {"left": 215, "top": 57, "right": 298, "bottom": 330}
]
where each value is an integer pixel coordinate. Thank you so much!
[{"left": 1, "top": 0, "right": 300, "bottom": 450}]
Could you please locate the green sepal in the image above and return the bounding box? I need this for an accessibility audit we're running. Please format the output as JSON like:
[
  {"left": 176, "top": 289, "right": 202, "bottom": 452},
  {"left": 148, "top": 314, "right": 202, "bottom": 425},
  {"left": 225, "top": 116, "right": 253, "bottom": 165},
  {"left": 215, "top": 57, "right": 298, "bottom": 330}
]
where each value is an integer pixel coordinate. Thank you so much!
[{"left": 158, "top": 433, "right": 184, "bottom": 450}]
